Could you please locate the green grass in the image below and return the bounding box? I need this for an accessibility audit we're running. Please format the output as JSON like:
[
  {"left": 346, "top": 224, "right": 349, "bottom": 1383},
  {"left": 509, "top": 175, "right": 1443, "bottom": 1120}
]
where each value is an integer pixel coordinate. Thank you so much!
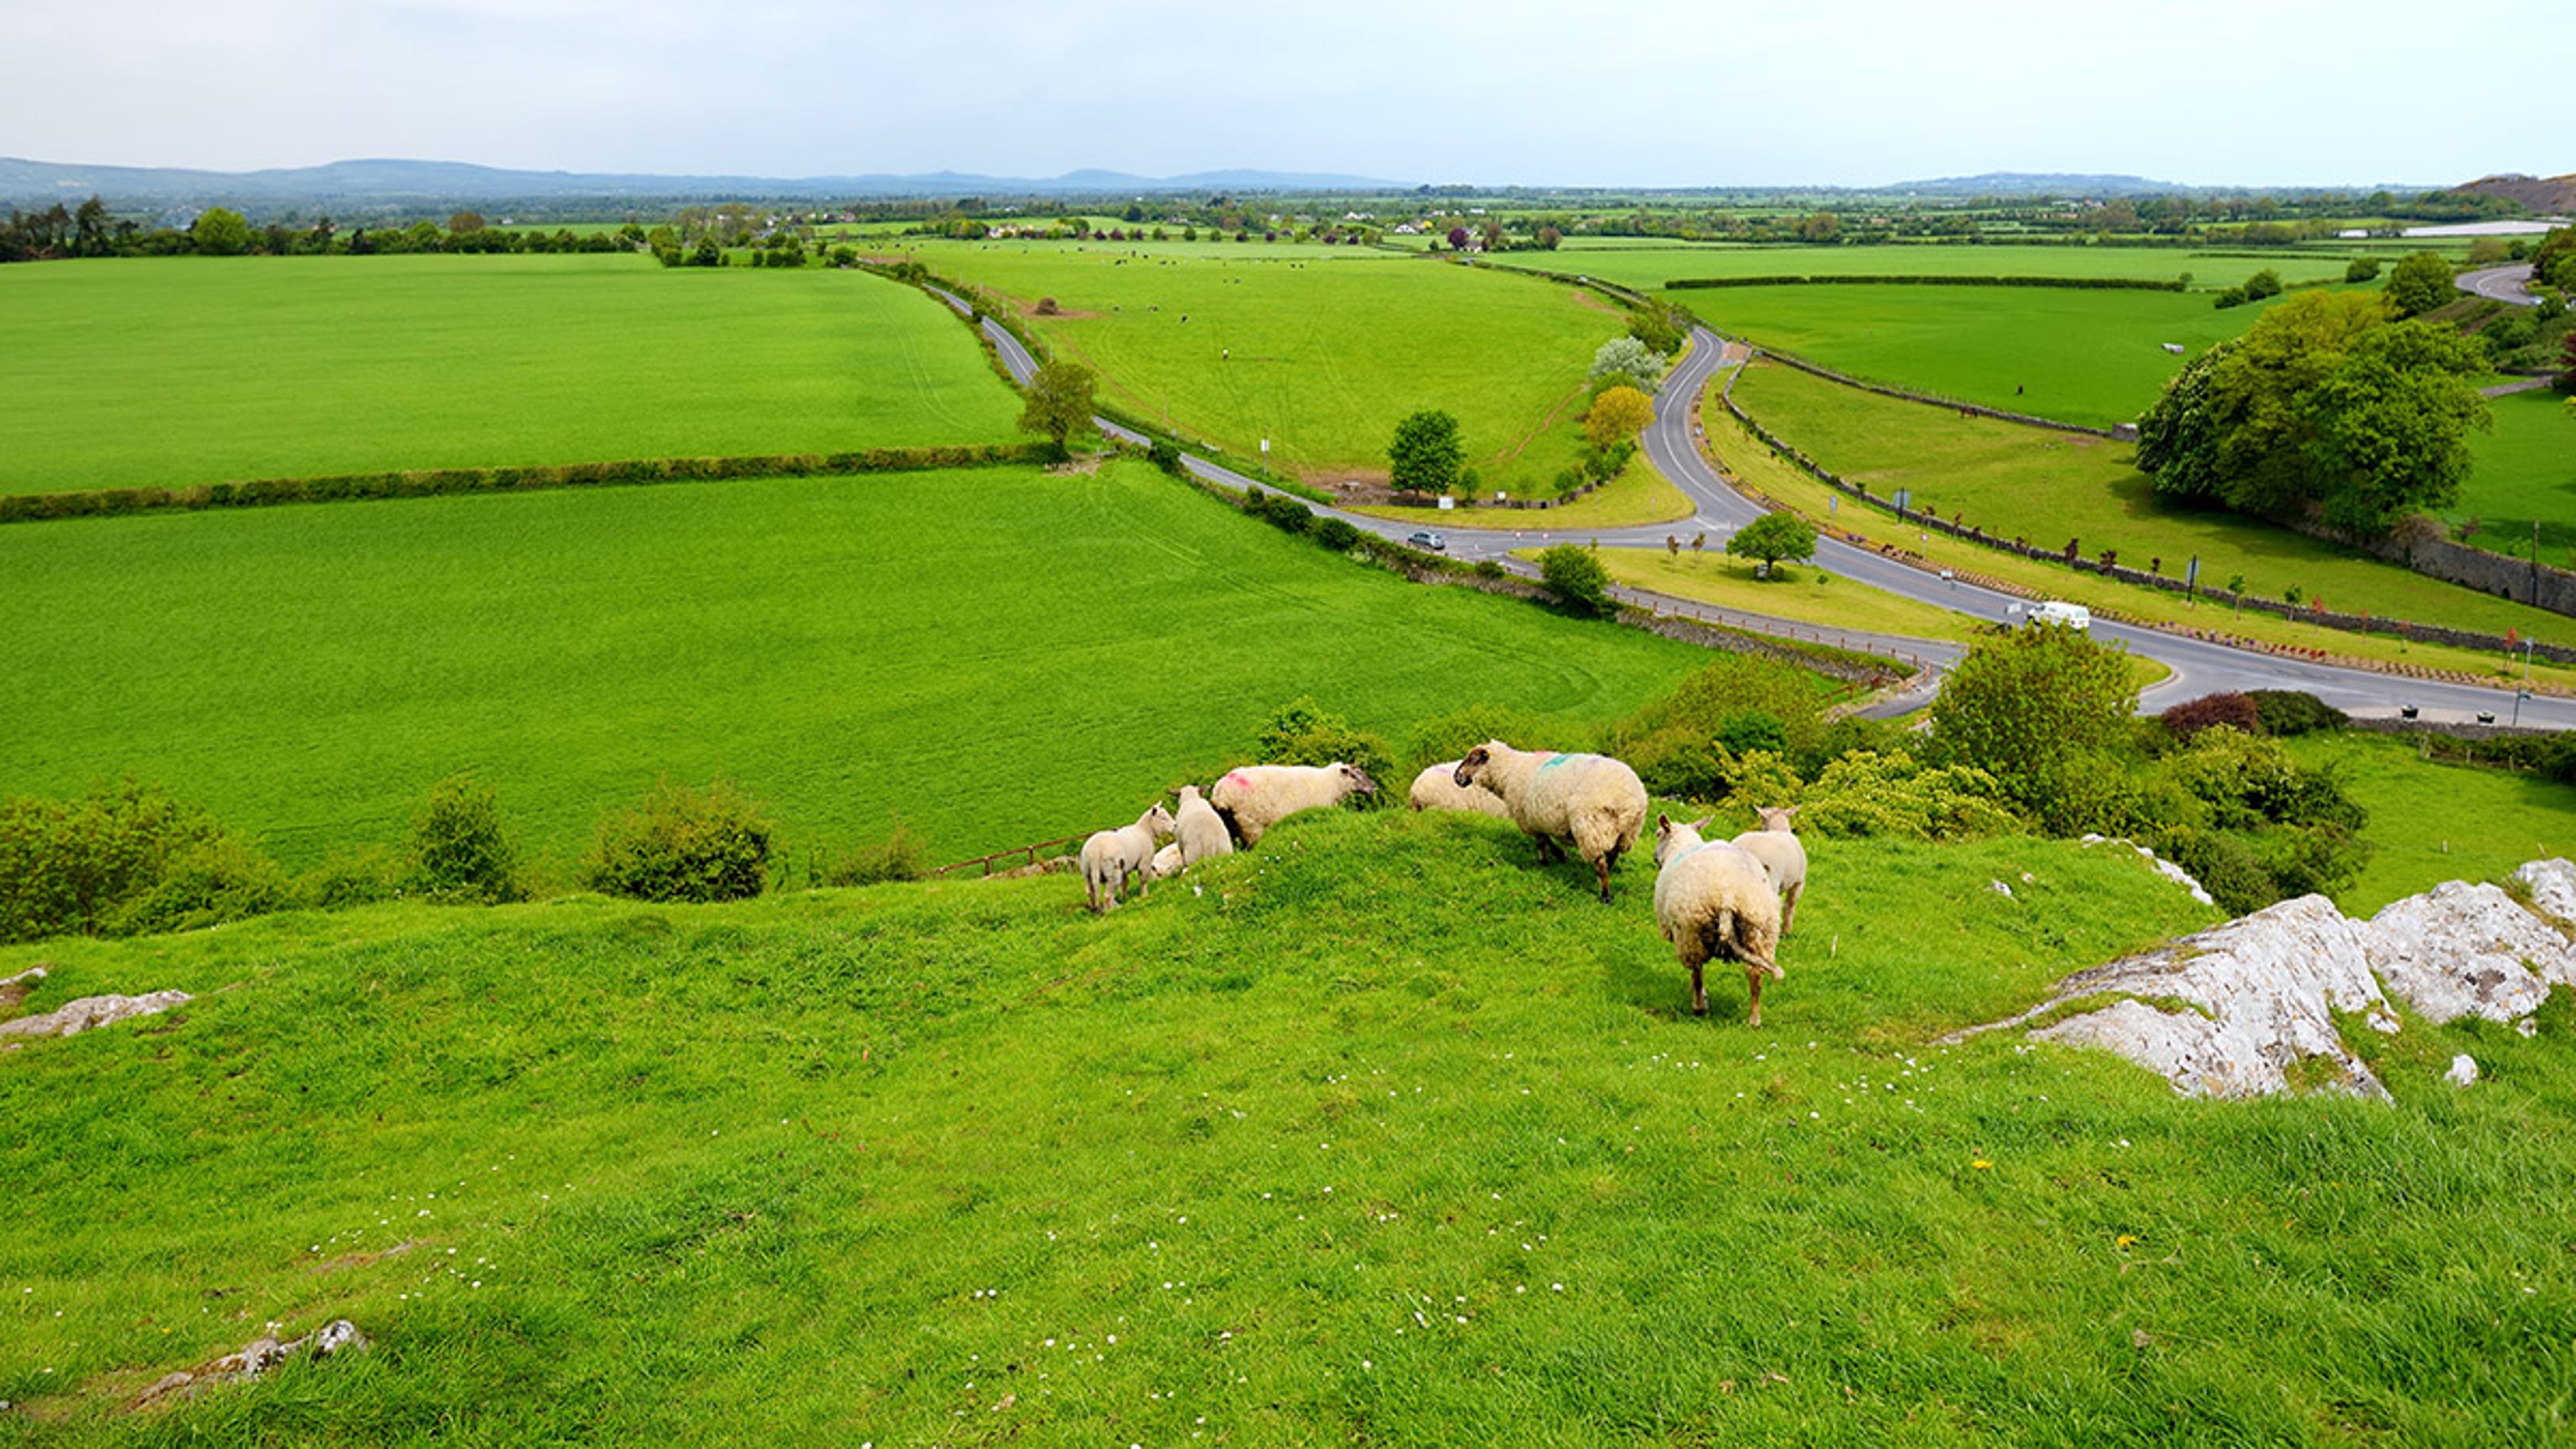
[
  {"left": 13, "top": 810, "right": 2576, "bottom": 1444},
  {"left": 0, "top": 459, "right": 1709, "bottom": 874},
  {"left": 900, "top": 241, "right": 1623, "bottom": 496},
  {"left": 2450, "top": 386, "right": 2576, "bottom": 562},
  {"left": 1723, "top": 361, "right": 2576, "bottom": 665},
  {"left": 1519, "top": 241, "right": 2365, "bottom": 295},
  {"left": 0, "top": 255, "right": 1024, "bottom": 494},
  {"left": 2284, "top": 729, "right": 2576, "bottom": 915},
  {"left": 1350, "top": 450, "right": 1695, "bottom": 532},
  {"left": 1583, "top": 547, "right": 1999, "bottom": 648}
]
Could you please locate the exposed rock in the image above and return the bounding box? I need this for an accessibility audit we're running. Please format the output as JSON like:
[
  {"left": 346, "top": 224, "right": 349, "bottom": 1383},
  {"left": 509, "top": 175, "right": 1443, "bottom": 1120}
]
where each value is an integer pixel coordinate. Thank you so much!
[
  {"left": 2079, "top": 835, "right": 2215, "bottom": 907},
  {"left": 2014, "top": 894, "right": 2392, "bottom": 1100},
  {"left": 132, "top": 1319, "right": 368, "bottom": 1409},
  {"left": 2514, "top": 859, "right": 2576, "bottom": 928},
  {"left": 0, "top": 990, "right": 191, "bottom": 1040},
  {"left": 2365, "top": 881, "right": 2573, "bottom": 1024},
  {"left": 2447, "top": 1055, "right": 2479, "bottom": 1087},
  {"left": 0, "top": 966, "right": 46, "bottom": 1015}
]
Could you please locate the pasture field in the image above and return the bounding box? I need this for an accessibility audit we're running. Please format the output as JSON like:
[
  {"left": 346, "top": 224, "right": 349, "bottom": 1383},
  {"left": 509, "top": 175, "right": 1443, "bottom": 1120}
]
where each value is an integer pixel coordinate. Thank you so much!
[
  {"left": 1721, "top": 361, "right": 2576, "bottom": 669},
  {"left": 2452, "top": 386, "right": 2576, "bottom": 561},
  {"left": 1510, "top": 241, "right": 2371, "bottom": 295},
  {"left": 1582, "top": 547, "right": 1997, "bottom": 650},
  {"left": 2284, "top": 729, "right": 2576, "bottom": 915},
  {"left": 0, "top": 255, "right": 1022, "bottom": 495},
  {"left": 898, "top": 240, "right": 1622, "bottom": 495},
  {"left": 0, "top": 460, "right": 1708, "bottom": 873},
  {"left": 10, "top": 808, "right": 2576, "bottom": 1443},
  {"left": 1350, "top": 451, "right": 1695, "bottom": 532}
]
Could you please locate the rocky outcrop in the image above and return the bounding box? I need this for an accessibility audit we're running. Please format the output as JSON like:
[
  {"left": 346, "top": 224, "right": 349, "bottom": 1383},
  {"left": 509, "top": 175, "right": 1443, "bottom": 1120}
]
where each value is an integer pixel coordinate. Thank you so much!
[
  {"left": 133, "top": 1320, "right": 368, "bottom": 1409},
  {"left": 0, "top": 990, "right": 191, "bottom": 1041},
  {"left": 1958, "top": 859, "right": 2576, "bottom": 1100}
]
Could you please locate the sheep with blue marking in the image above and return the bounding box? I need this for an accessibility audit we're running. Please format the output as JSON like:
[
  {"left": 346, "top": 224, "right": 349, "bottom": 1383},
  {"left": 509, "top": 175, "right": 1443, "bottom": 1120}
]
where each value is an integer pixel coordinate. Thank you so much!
[
  {"left": 1652, "top": 814, "right": 1784, "bottom": 1024},
  {"left": 1452, "top": 741, "right": 1647, "bottom": 902}
]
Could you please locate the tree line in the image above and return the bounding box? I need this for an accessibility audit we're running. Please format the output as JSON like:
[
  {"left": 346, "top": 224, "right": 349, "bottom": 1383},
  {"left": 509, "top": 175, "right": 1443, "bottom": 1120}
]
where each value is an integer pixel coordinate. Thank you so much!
[{"left": 0, "top": 199, "right": 645, "bottom": 263}]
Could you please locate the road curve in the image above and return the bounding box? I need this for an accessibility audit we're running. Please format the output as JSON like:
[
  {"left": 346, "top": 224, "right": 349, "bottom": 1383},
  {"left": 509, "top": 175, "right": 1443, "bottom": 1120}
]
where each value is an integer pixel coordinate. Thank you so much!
[
  {"left": 2458, "top": 264, "right": 2540, "bottom": 307},
  {"left": 936, "top": 285, "right": 2573, "bottom": 729}
]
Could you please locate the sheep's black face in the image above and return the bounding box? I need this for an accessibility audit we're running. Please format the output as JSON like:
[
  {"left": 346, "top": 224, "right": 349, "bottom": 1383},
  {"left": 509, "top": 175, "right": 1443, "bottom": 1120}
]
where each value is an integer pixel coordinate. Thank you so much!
[
  {"left": 1453, "top": 747, "right": 1490, "bottom": 789},
  {"left": 1342, "top": 763, "right": 1378, "bottom": 796}
]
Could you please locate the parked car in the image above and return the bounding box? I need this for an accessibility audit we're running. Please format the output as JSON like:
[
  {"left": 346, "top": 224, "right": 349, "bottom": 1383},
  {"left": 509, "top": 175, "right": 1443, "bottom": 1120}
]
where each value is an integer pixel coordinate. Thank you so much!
[{"left": 1407, "top": 530, "right": 1446, "bottom": 552}]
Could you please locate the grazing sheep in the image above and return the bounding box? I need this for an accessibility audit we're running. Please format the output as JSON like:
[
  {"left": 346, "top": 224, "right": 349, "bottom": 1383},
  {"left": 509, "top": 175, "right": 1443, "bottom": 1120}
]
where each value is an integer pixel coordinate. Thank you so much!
[
  {"left": 1208, "top": 763, "right": 1378, "bottom": 848},
  {"left": 1453, "top": 741, "right": 1648, "bottom": 902},
  {"left": 1652, "top": 814, "right": 1784, "bottom": 1024},
  {"left": 1146, "top": 843, "right": 1187, "bottom": 882},
  {"left": 1730, "top": 805, "right": 1808, "bottom": 936},
  {"left": 1081, "top": 804, "right": 1175, "bottom": 913},
  {"left": 1408, "top": 761, "right": 1513, "bottom": 818},
  {"left": 1173, "top": 784, "right": 1234, "bottom": 865}
]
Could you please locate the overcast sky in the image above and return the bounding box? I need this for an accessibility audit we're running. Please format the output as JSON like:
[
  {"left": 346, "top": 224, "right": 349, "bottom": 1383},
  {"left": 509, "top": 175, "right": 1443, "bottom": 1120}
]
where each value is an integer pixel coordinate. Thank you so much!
[{"left": 9, "top": 1, "right": 2569, "bottom": 189}]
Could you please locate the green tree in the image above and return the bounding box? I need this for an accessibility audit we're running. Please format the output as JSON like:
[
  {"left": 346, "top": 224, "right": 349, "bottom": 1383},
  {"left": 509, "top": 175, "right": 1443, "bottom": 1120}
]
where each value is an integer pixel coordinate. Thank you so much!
[
  {"left": 2343, "top": 256, "right": 2381, "bottom": 283},
  {"left": 1625, "top": 302, "right": 1686, "bottom": 356},
  {"left": 1017, "top": 360, "right": 1097, "bottom": 455},
  {"left": 1584, "top": 385, "right": 1655, "bottom": 448},
  {"left": 2383, "top": 250, "right": 2455, "bottom": 317},
  {"left": 189, "top": 206, "right": 250, "bottom": 256},
  {"left": 2135, "top": 338, "right": 2239, "bottom": 502},
  {"left": 1725, "top": 513, "right": 1819, "bottom": 576},
  {"left": 447, "top": 210, "right": 486, "bottom": 236},
  {"left": 2304, "top": 321, "right": 2491, "bottom": 533},
  {"left": 1929, "top": 625, "right": 2137, "bottom": 833},
  {"left": 1387, "top": 409, "right": 1465, "bottom": 494},
  {"left": 408, "top": 774, "right": 523, "bottom": 904},
  {"left": 2139, "top": 291, "right": 2389, "bottom": 515},
  {"left": 1590, "top": 336, "right": 1668, "bottom": 390},
  {"left": 1538, "top": 544, "right": 1615, "bottom": 616}
]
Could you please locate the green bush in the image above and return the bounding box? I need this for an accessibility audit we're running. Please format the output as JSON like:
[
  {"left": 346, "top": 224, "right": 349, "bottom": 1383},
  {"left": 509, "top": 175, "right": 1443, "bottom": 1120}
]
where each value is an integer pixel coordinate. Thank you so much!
[
  {"left": 1254, "top": 491, "right": 1313, "bottom": 535},
  {"left": 1794, "top": 751, "right": 2022, "bottom": 841},
  {"left": 2344, "top": 258, "right": 2381, "bottom": 283},
  {"left": 586, "top": 780, "right": 773, "bottom": 903},
  {"left": 1253, "top": 698, "right": 1393, "bottom": 803},
  {"left": 1148, "top": 436, "right": 1185, "bottom": 476},
  {"left": 0, "top": 782, "right": 281, "bottom": 943},
  {"left": 409, "top": 774, "right": 523, "bottom": 904},
  {"left": 826, "top": 816, "right": 930, "bottom": 887},
  {"left": 2246, "top": 690, "right": 2348, "bottom": 737},
  {"left": 1311, "top": 516, "right": 1364, "bottom": 551},
  {"left": 1538, "top": 544, "right": 1614, "bottom": 616},
  {"left": 299, "top": 845, "right": 407, "bottom": 910}
]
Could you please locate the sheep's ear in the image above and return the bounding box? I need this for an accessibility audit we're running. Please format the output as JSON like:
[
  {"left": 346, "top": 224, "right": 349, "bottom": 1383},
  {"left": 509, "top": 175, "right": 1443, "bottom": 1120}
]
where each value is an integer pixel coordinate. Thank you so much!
[
  {"left": 1656, "top": 812, "right": 1671, "bottom": 830},
  {"left": 1688, "top": 816, "right": 1711, "bottom": 833}
]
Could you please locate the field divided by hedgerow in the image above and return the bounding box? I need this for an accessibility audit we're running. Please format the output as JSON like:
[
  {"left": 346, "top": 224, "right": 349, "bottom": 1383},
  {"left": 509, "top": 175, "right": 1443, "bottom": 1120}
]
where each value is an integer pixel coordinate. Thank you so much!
[
  {"left": 0, "top": 255, "right": 1024, "bottom": 494},
  {"left": 900, "top": 241, "right": 1622, "bottom": 495},
  {"left": 0, "top": 460, "right": 1708, "bottom": 872}
]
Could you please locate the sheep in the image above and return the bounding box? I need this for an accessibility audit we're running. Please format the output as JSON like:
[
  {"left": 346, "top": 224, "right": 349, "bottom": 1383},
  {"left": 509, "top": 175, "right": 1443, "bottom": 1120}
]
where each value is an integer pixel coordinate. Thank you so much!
[
  {"left": 1173, "top": 784, "right": 1234, "bottom": 865},
  {"left": 1652, "top": 814, "right": 1784, "bottom": 1024},
  {"left": 1208, "top": 763, "right": 1378, "bottom": 848},
  {"left": 1146, "top": 842, "right": 1187, "bottom": 882},
  {"left": 1729, "top": 804, "right": 1808, "bottom": 936},
  {"left": 1408, "top": 761, "right": 1513, "bottom": 818},
  {"left": 1080, "top": 803, "right": 1175, "bottom": 912},
  {"left": 1452, "top": 741, "right": 1648, "bottom": 902}
]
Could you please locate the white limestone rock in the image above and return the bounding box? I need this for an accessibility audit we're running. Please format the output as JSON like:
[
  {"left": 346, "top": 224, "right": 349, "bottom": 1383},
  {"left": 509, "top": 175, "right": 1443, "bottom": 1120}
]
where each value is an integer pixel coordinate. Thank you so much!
[
  {"left": 0, "top": 990, "right": 190, "bottom": 1040},
  {"left": 2512, "top": 859, "right": 2576, "bottom": 928},
  {"left": 2078, "top": 834, "right": 2216, "bottom": 908},
  {"left": 2447, "top": 1054, "right": 2479, "bottom": 1087},
  {"left": 2365, "top": 880, "right": 2573, "bottom": 1024}
]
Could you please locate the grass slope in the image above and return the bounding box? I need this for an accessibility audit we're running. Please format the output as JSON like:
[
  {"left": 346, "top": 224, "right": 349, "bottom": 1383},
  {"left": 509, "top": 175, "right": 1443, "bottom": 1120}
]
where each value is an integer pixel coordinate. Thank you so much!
[
  {"left": 0, "top": 460, "right": 1707, "bottom": 872},
  {"left": 1532, "top": 241, "right": 2359, "bottom": 294},
  {"left": 2452, "top": 386, "right": 2576, "bottom": 562},
  {"left": 10, "top": 812, "right": 2576, "bottom": 1444},
  {"left": 0, "top": 256, "right": 1023, "bottom": 495},
  {"left": 903, "top": 241, "right": 1622, "bottom": 495},
  {"left": 2286, "top": 729, "right": 2576, "bottom": 916}
]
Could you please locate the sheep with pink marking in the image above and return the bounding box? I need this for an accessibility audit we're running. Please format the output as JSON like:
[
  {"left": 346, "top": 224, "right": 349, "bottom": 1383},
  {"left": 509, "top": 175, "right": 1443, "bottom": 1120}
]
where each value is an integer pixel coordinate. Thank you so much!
[{"left": 1208, "top": 763, "right": 1378, "bottom": 848}]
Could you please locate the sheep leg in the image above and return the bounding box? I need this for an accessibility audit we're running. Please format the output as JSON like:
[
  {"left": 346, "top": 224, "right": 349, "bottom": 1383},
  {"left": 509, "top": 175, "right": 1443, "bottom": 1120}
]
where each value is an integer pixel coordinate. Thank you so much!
[
  {"left": 1593, "top": 849, "right": 1618, "bottom": 904},
  {"left": 1746, "top": 966, "right": 1766, "bottom": 1028},
  {"left": 1534, "top": 835, "right": 1564, "bottom": 865},
  {"left": 1780, "top": 882, "right": 1801, "bottom": 936},
  {"left": 1689, "top": 960, "right": 1707, "bottom": 1016}
]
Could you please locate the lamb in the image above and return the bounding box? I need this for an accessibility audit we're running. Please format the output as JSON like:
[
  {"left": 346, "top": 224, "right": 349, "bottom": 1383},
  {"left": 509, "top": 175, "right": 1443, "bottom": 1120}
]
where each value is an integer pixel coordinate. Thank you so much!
[
  {"left": 1173, "top": 784, "right": 1235, "bottom": 865},
  {"left": 1729, "top": 804, "right": 1808, "bottom": 936},
  {"left": 1408, "top": 761, "right": 1513, "bottom": 818},
  {"left": 1652, "top": 814, "right": 1785, "bottom": 1024},
  {"left": 1452, "top": 741, "right": 1648, "bottom": 902},
  {"left": 1146, "top": 842, "right": 1187, "bottom": 882},
  {"left": 1079, "top": 803, "right": 1175, "bottom": 913},
  {"left": 1208, "top": 763, "right": 1378, "bottom": 848}
]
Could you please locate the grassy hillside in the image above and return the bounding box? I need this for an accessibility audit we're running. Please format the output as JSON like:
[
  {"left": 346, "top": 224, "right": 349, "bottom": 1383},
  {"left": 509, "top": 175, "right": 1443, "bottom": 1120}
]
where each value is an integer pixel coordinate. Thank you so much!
[
  {"left": 2452, "top": 386, "right": 2576, "bottom": 563},
  {"left": 0, "top": 256, "right": 1024, "bottom": 495},
  {"left": 0, "top": 460, "right": 1708, "bottom": 872},
  {"left": 10, "top": 810, "right": 2575, "bottom": 1444},
  {"left": 901, "top": 241, "right": 1621, "bottom": 495}
]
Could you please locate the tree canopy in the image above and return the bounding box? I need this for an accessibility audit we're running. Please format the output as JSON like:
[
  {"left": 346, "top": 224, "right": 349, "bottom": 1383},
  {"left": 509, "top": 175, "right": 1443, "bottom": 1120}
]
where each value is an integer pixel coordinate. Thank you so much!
[
  {"left": 189, "top": 207, "right": 250, "bottom": 257},
  {"left": 1584, "top": 385, "right": 1655, "bottom": 448},
  {"left": 1016, "top": 360, "right": 1097, "bottom": 455},
  {"left": 2383, "top": 250, "right": 2455, "bottom": 317},
  {"left": 1387, "top": 409, "right": 1464, "bottom": 495},
  {"left": 1589, "top": 336, "right": 1668, "bottom": 392},
  {"left": 1725, "top": 513, "right": 1819, "bottom": 574}
]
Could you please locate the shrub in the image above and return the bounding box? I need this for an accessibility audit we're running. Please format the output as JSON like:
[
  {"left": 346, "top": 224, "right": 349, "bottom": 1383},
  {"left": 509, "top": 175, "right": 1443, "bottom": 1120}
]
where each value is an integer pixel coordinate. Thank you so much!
[
  {"left": 2246, "top": 690, "right": 2348, "bottom": 738},
  {"left": 2214, "top": 285, "right": 2251, "bottom": 310},
  {"left": 2160, "top": 692, "right": 2262, "bottom": 743},
  {"left": 1794, "top": 751, "right": 2023, "bottom": 841},
  {"left": 2243, "top": 268, "right": 2284, "bottom": 301},
  {"left": 1148, "top": 436, "right": 1185, "bottom": 476},
  {"left": 409, "top": 774, "right": 523, "bottom": 904},
  {"left": 585, "top": 780, "right": 773, "bottom": 903},
  {"left": 299, "top": 845, "right": 407, "bottom": 910},
  {"left": 1254, "top": 698, "right": 1393, "bottom": 803},
  {"left": 1929, "top": 625, "right": 2135, "bottom": 824},
  {"left": 1538, "top": 543, "right": 1614, "bottom": 616},
  {"left": 1254, "top": 490, "right": 1313, "bottom": 535},
  {"left": 2344, "top": 258, "right": 2381, "bottom": 284},
  {"left": 826, "top": 816, "right": 930, "bottom": 887},
  {"left": 0, "top": 782, "right": 282, "bottom": 943},
  {"left": 1311, "top": 516, "right": 1363, "bottom": 551}
]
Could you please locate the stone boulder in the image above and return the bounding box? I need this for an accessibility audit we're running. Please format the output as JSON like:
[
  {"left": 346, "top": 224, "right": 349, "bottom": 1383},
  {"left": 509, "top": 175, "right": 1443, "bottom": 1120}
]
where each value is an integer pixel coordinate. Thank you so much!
[
  {"left": 0, "top": 990, "right": 190, "bottom": 1041},
  {"left": 2514, "top": 858, "right": 2576, "bottom": 926},
  {"left": 2365, "top": 879, "right": 2574, "bottom": 1024}
]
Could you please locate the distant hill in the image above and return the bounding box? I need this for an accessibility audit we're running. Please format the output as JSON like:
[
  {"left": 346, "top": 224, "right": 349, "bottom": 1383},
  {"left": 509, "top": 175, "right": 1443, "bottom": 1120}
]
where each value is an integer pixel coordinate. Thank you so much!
[
  {"left": 0, "top": 156, "right": 1411, "bottom": 215},
  {"left": 1886, "top": 172, "right": 2196, "bottom": 197},
  {"left": 2449, "top": 172, "right": 2576, "bottom": 216}
]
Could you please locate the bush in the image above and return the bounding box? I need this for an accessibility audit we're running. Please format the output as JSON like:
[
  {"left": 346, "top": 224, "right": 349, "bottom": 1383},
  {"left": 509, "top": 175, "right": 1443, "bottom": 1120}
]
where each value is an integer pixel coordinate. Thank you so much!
[
  {"left": 585, "top": 780, "right": 773, "bottom": 903},
  {"left": 1930, "top": 626, "right": 2136, "bottom": 824},
  {"left": 2246, "top": 690, "right": 2348, "bottom": 737},
  {"left": 1148, "top": 436, "right": 1185, "bottom": 476},
  {"left": 2344, "top": 258, "right": 2381, "bottom": 283},
  {"left": 2160, "top": 692, "right": 2261, "bottom": 743},
  {"left": 1254, "top": 490, "right": 1313, "bottom": 534},
  {"left": 2213, "top": 285, "right": 2251, "bottom": 310},
  {"left": 0, "top": 782, "right": 282, "bottom": 943},
  {"left": 409, "top": 774, "right": 523, "bottom": 904},
  {"left": 1254, "top": 698, "right": 1393, "bottom": 802},
  {"left": 826, "top": 816, "right": 930, "bottom": 887},
  {"left": 1311, "top": 516, "right": 1363, "bottom": 551},
  {"left": 1538, "top": 544, "right": 1614, "bottom": 616},
  {"left": 299, "top": 845, "right": 407, "bottom": 910},
  {"left": 1794, "top": 751, "right": 2023, "bottom": 841}
]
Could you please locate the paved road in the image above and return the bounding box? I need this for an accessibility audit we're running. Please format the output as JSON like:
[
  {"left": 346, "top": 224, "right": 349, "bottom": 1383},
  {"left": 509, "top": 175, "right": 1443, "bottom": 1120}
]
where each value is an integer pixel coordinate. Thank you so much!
[
  {"left": 2459, "top": 263, "right": 2541, "bottom": 307},
  {"left": 935, "top": 286, "right": 2575, "bottom": 729}
]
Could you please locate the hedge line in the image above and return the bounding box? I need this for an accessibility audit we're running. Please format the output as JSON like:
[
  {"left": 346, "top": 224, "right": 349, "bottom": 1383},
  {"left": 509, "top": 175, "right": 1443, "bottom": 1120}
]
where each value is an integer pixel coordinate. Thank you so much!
[
  {"left": 0, "top": 443, "right": 1059, "bottom": 525},
  {"left": 1665, "top": 274, "right": 2186, "bottom": 292}
]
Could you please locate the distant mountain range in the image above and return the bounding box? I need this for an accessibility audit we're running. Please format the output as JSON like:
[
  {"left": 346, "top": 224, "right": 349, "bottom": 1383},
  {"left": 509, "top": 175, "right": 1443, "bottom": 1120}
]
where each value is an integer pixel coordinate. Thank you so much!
[
  {"left": 0, "top": 157, "right": 1412, "bottom": 213},
  {"left": 1880, "top": 171, "right": 2449, "bottom": 198}
]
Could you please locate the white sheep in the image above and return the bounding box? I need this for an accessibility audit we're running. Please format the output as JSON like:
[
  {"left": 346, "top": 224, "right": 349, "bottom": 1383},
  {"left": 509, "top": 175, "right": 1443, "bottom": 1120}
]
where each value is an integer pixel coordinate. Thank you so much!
[
  {"left": 1452, "top": 741, "right": 1648, "bottom": 902},
  {"left": 1408, "top": 761, "right": 1513, "bottom": 818},
  {"left": 1146, "top": 842, "right": 1187, "bottom": 882},
  {"left": 1652, "top": 814, "right": 1785, "bottom": 1024},
  {"left": 1080, "top": 803, "right": 1176, "bottom": 913},
  {"left": 1730, "top": 804, "right": 1808, "bottom": 936},
  {"left": 1208, "top": 763, "right": 1379, "bottom": 848},
  {"left": 1173, "top": 784, "right": 1234, "bottom": 865}
]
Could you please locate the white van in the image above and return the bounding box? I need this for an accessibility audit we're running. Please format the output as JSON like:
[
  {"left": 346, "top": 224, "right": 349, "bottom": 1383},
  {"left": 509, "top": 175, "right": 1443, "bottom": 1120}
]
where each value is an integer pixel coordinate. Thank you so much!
[{"left": 2025, "top": 600, "right": 2092, "bottom": 632}]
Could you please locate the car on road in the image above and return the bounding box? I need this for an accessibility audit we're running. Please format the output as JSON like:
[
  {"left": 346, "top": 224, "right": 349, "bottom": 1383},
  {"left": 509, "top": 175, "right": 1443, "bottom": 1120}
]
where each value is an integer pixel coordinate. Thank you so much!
[{"left": 1407, "top": 531, "right": 1446, "bottom": 552}]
